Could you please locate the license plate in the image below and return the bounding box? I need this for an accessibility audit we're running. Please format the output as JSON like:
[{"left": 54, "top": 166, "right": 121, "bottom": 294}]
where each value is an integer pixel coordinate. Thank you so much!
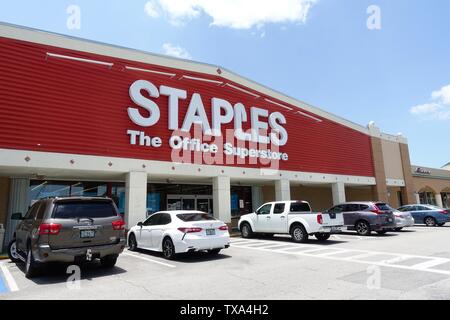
[
  {"left": 331, "top": 227, "right": 342, "bottom": 232},
  {"left": 80, "top": 230, "right": 96, "bottom": 238},
  {"left": 206, "top": 229, "right": 216, "bottom": 236}
]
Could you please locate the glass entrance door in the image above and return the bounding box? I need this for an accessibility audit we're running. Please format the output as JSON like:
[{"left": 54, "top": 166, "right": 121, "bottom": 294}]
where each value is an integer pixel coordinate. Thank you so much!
[{"left": 167, "top": 195, "right": 213, "bottom": 214}]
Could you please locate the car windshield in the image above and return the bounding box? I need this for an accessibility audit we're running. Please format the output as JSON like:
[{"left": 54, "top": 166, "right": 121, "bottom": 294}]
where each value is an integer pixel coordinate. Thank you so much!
[
  {"left": 375, "top": 203, "right": 394, "bottom": 211},
  {"left": 177, "top": 213, "right": 216, "bottom": 222},
  {"left": 53, "top": 200, "right": 117, "bottom": 219}
]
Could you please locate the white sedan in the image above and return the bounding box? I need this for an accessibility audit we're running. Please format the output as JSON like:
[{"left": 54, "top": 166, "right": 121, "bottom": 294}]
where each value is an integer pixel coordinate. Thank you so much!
[{"left": 127, "top": 211, "right": 230, "bottom": 259}]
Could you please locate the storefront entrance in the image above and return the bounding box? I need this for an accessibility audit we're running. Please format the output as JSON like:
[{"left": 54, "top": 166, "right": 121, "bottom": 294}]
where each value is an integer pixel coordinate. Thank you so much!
[{"left": 167, "top": 195, "right": 213, "bottom": 214}]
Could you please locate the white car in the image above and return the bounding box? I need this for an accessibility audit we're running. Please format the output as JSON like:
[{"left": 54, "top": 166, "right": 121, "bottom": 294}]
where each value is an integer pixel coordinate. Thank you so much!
[
  {"left": 392, "top": 210, "right": 415, "bottom": 231},
  {"left": 238, "top": 201, "right": 344, "bottom": 243},
  {"left": 127, "top": 211, "right": 230, "bottom": 259}
]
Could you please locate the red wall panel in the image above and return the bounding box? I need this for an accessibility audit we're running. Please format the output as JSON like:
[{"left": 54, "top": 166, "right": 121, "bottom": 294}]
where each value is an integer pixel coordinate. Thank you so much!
[{"left": 0, "top": 37, "right": 374, "bottom": 177}]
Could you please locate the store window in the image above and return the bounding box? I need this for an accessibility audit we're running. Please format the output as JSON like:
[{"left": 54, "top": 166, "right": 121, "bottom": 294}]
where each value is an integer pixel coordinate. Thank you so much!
[
  {"left": 29, "top": 180, "right": 125, "bottom": 213},
  {"left": 442, "top": 193, "right": 450, "bottom": 208},
  {"left": 419, "top": 192, "right": 436, "bottom": 206}
]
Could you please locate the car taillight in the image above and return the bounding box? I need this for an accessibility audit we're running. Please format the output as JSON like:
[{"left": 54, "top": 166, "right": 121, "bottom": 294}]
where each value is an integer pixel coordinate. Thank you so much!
[
  {"left": 317, "top": 214, "right": 323, "bottom": 225},
  {"left": 438, "top": 210, "right": 449, "bottom": 215},
  {"left": 218, "top": 225, "right": 228, "bottom": 231},
  {"left": 370, "top": 208, "right": 384, "bottom": 214},
  {"left": 178, "top": 227, "right": 203, "bottom": 233},
  {"left": 38, "top": 223, "right": 61, "bottom": 235},
  {"left": 112, "top": 219, "right": 125, "bottom": 230}
]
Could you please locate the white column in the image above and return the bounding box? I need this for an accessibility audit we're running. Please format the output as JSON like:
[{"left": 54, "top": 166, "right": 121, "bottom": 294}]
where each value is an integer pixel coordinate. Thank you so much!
[
  {"left": 213, "top": 176, "right": 231, "bottom": 223},
  {"left": 251, "top": 186, "right": 264, "bottom": 211},
  {"left": 435, "top": 193, "right": 444, "bottom": 208},
  {"left": 415, "top": 193, "right": 421, "bottom": 204},
  {"left": 125, "top": 171, "right": 148, "bottom": 228},
  {"left": 5, "top": 178, "right": 30, "bottom": 245},
  {"left": 275, "top": 179, "right": 291, "bottom": 201},
  {"left": 332, "top": 182, "right": 346, "bottom": 205}
]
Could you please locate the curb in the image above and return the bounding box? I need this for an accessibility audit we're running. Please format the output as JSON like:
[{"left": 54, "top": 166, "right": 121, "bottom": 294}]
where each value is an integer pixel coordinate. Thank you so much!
[{"left": 0, "top": 256, "right": 8, "bottom": 261}]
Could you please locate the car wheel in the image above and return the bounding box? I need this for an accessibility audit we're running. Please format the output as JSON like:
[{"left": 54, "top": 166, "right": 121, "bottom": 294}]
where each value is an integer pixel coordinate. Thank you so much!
[
  {"left": 394, "top": 227, "right": 403, "bottom": 232},
  {"left": 162, "top": 238, "right": 176, "bottom": 260},
  {"left": 290, "top": 225, "right": 308, "bottom": 243},
  {"left": 100, "top": 255, "right": 118, "bottom": 268},
  {"left": 128, "top": 233, "right": 138, "bottom": 251},
  {"left": 207, "top": 249, "right": 221, "bottom": 255},
  {"left": 7, "top": 239, "right": 21, "bottom": 263},
  {"left": 315, "top": 233, "right": 331, "bottom": 241},
  {"left": 376, "top": 230, "right": 387, "bottom": 235},
  {"left": 240, "top": 223, "right": 253, "bottom": 239},
  {"left": 25, "top": 246, "right": 39, "bottom": 279},
  {"left": 424, "top": 217, "right": 437, "bottom": 227},
  {"left": 355, "top": 221, "right": 371, "bottom": 236}
]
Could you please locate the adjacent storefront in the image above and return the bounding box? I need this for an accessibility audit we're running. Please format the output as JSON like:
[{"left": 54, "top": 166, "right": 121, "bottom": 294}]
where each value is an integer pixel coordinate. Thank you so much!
[{"left": 412, "top": 166, "right": 450, "bottom": 208}]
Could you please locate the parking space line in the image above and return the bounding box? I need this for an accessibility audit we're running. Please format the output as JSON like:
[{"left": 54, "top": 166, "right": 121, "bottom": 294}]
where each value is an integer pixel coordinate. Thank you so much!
[
  {"left": 231, "top": 238, "right": 450, "bottom": 276},
  {"left": 0, "top": 262, "right": 19, "bottom": 292},
  {"left": 123, "top": 252, "right": 176, "bottom": 268},
  {"left": 410, "top": 258, "right": 449, "bottom": 270}
]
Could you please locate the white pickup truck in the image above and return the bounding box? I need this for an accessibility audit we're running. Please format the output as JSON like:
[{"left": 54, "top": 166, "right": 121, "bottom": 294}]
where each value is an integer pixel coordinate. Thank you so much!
[{"left": 238, "top": 201, "right": 344, "bottom": 243}]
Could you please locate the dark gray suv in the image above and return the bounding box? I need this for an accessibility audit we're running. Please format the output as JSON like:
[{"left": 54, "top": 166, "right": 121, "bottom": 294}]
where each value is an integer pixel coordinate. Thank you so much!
[
  {"left": 7, "top": 197, "right": 126, "bottom": 278},
  {"left": 325, "top": 202, "right": 396, "bottom": 236}
]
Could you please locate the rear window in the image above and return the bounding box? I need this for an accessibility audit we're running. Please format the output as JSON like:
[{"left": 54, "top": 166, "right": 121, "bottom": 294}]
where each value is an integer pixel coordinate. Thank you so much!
[
  {"left": 375, "top": 203, "right": 394, "bottom": 211},
  {"left": 53, "top": 200, "right": 117, "bottom": 219},
  {"left": 177, "top": 213, "right": 216, "bottom": 222},
  {"left": 290, "top": 202, "right": 311, "bottom": 212}
]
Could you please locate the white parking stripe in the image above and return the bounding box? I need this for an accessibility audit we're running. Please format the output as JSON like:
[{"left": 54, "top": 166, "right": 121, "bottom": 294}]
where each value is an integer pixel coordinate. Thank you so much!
[
  {"left": 231, "top": 238, "right": 450, "bottom": 276},
  {"left": 123, "top": 252, "right": 176, "bottom": 268},
  {"left": 0, "top": 263, "right": 19, "bottom": 292},
  {"left": 410, "top": 258, "right": 449, "bottom": 270}
]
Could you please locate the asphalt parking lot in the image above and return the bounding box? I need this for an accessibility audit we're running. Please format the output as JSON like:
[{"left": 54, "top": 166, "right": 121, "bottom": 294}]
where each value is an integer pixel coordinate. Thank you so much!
[{"left": 2, "top": 225, "right": 450, "bottom": 300}]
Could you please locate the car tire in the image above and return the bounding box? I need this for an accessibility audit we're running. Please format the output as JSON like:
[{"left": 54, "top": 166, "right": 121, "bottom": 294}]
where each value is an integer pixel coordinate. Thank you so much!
[
  {"left": 315, "top": 233, "right": 331, "bottom": 241},
  {"left": 424, "top": 217, "right": 437, "bottom": 227},
  {"left": 128, "top": 233, "right": 138, "bottom": 251},
  {"left": 162, "top": 238, "right": 176, "bottom": 260},
  {"left": 25, "top": 246, "right": 39, "bottom": 279},
  {"left": 394, "top": 227, "right": 403, "bottom": 232},
  {"left": 355, "top": 221, "right": 371, "bottom": 236},
  {"left": 100, "top": 255, "right": 118, "bottom": 268},
  {"left": 240, "top": 223, "right": 253, "bottom": 239},
  {"left": 376, "top": 230, "right": 387, "bottom": 235},
  {"left": 207, "top": 249, "right": 221, "bottom": 255},
  {"left": 290, "top": 224, "right": 308, "bottom": 243},
  {"left": 7, "top": 239, "right": 21, "bottom": 263}
]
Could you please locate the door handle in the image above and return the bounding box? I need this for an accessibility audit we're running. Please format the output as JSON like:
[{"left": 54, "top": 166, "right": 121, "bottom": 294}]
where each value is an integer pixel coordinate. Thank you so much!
[
  {"left": 280, "top": 216, "right": 286, "bottom": 219},
  {"left": 266, "top": 216, "right": 271, "bottom": 219}
]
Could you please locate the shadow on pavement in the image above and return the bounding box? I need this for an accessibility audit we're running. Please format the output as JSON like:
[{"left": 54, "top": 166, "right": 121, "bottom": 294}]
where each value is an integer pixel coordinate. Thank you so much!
[
  {"left": 134, "top": 248, "right": 231, "bottom": 264},
  {"left": 13, "top": 260, "right": 127, "bottom": 285}
]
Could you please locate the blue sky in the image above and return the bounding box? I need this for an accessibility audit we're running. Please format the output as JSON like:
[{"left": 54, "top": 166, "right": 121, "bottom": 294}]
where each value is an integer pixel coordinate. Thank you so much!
[{"left": 0, "top": 0, "right": 449, "bottom": 168}]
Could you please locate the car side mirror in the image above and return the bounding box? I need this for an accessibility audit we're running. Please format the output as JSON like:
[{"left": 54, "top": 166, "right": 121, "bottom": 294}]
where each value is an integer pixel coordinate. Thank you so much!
[
  {"left": 137, "top": 222, "right": 143, "bottom": 227},
  {"left": 11, "top": 212, "right": 23, "bottom": 220}
]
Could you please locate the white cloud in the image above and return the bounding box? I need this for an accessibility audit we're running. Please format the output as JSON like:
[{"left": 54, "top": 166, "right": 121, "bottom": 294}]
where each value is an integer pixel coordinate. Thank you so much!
[
  {"left": 145, "top": 1, "right": 160, "bottom": 18},
  {"left": 410, "top": 84, "right": 450, "bottom": 120},
  {"left": 147, "top": 0, "right": 317, "bottom": 29},
  {"left": 431, "top": 84, "right": 450, "bottom": 105},
  {"left": 162, "top": 43, "right": 192, "bottom": 59}
]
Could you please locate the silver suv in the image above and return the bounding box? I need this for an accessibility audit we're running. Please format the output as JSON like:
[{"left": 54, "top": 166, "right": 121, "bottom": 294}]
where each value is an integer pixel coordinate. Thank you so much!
[
  {"left": 7, "top": 197, "right": 126, "bottom": 278},
  {"left": 325, "top": 202, "right": 396, "bottom": 236}
]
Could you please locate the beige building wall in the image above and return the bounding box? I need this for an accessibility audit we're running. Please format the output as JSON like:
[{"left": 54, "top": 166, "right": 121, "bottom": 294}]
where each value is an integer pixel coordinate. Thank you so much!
[
  {"left": 290, "top": 186, "right": 333, "bottom": 212},
  {"left": 0, "top": 177, "right": 10, "bottom": 226},
  {"left": 346, "top": 186, "right": 376, "bottom": 202},
  {"left": 370, "top": 137, "right": 389, "bottom": 202},
  {"left": 381, "top": 140, "right": 404, "bottom": 180},
  {"left": 262, "top": 186, "right": 275, "bottom": 203},
  {"left": 388, "top": 187, "right": 403, "bottom": 208},
  {"left": 413, "top": 177, "right": 450, "bottom": 193}
]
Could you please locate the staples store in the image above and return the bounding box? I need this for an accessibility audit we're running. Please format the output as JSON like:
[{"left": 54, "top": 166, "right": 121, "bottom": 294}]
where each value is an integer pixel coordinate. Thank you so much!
[{"left": 0, "top": 23, "right": 417, "bottom": 245}]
